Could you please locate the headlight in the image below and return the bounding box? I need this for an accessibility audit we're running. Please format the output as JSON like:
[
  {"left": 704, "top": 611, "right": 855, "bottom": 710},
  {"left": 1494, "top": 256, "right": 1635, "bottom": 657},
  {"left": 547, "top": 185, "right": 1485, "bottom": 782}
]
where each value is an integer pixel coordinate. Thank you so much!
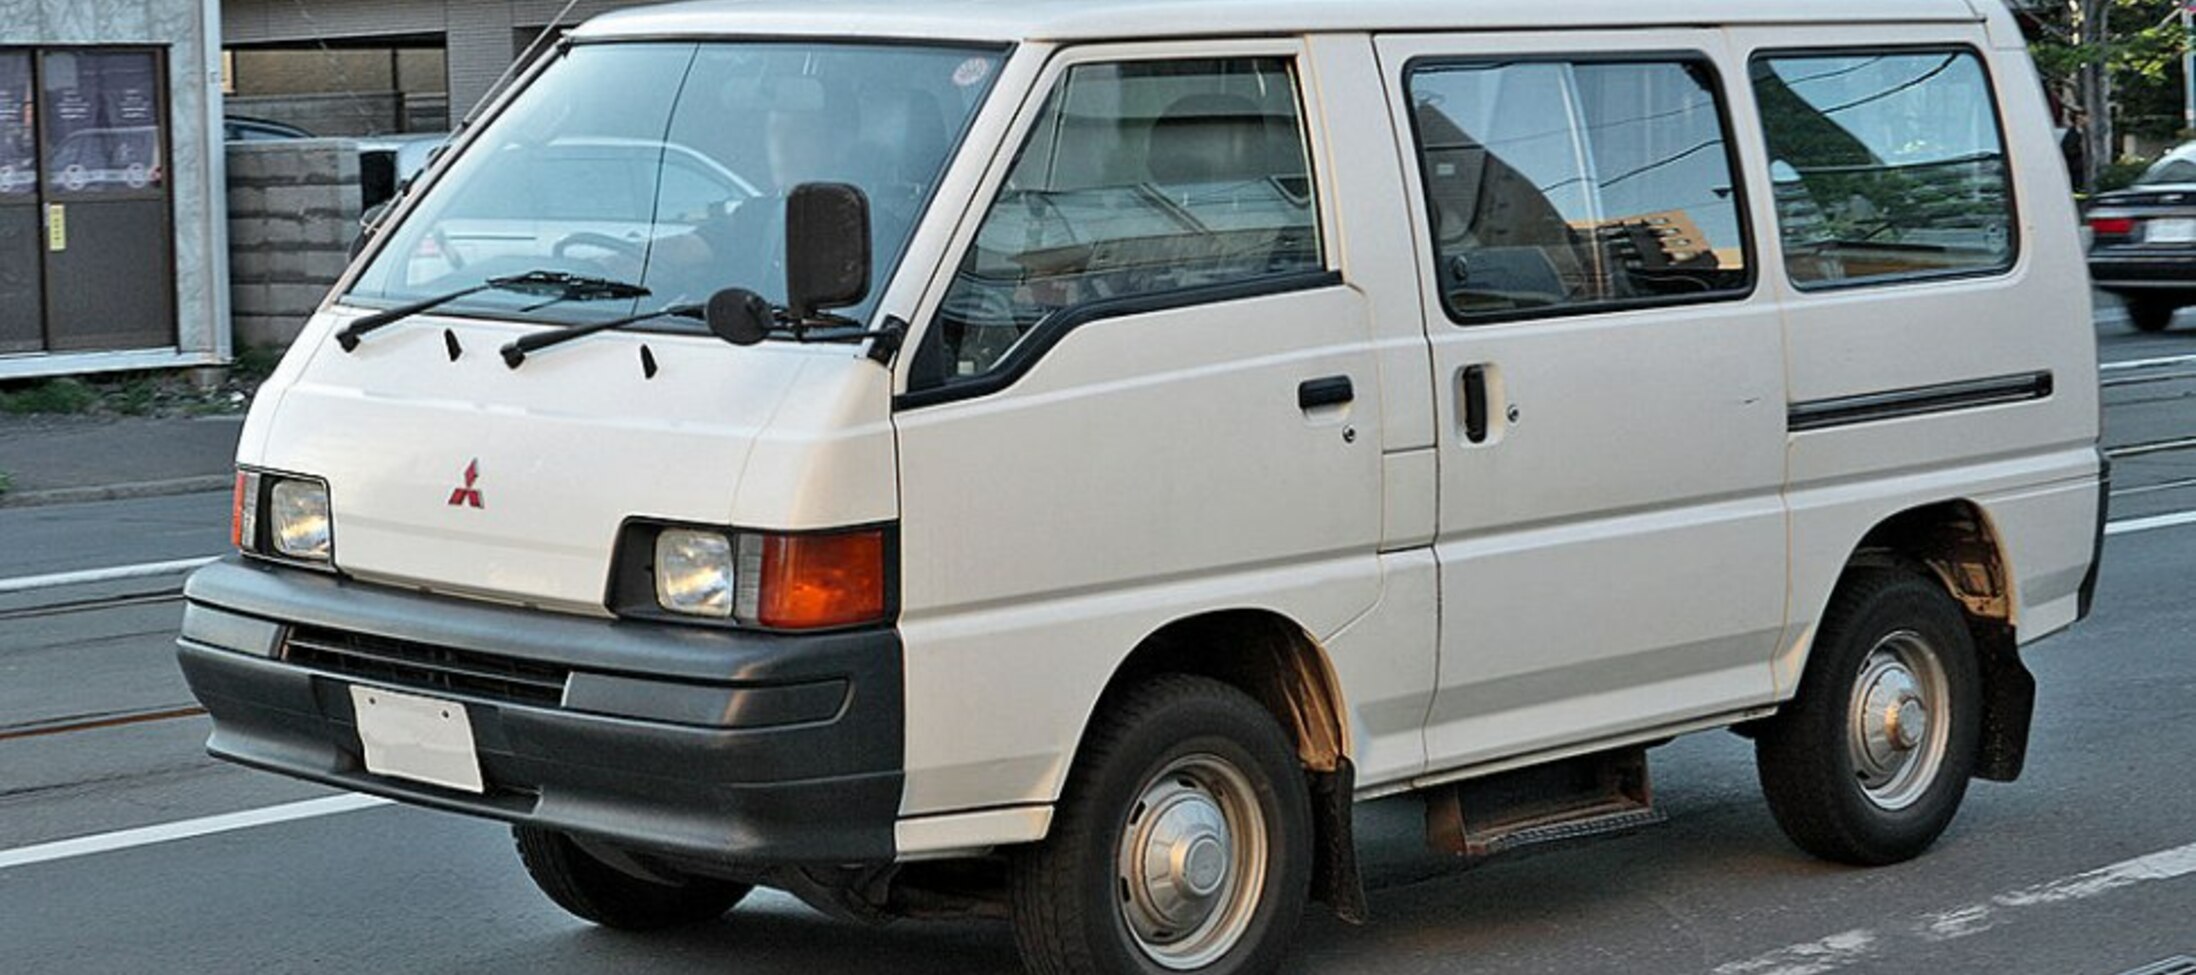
[
  {"left": 654, "top": 529, "right": 735, "bottom": 618},
  {"left": 615, "top": 522, "right": 892, "bottom": 631},
  {"left": 269, "top": 478, "right": 334, "bottom": 562}
]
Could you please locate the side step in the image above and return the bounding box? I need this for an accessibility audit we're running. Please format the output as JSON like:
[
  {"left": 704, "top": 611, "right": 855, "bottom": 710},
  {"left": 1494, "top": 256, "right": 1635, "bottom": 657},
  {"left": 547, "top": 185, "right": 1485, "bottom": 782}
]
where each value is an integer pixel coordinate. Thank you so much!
[{"left": 1425, "top": 745, "right": 1664, "bottom": 860}]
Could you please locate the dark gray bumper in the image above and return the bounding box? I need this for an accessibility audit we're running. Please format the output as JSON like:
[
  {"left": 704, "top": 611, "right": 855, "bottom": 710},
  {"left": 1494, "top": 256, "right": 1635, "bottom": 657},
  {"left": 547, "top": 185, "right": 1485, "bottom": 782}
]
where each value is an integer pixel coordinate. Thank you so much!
[{"left": 175, "top": 557, "right": 904, "bottom": 866}]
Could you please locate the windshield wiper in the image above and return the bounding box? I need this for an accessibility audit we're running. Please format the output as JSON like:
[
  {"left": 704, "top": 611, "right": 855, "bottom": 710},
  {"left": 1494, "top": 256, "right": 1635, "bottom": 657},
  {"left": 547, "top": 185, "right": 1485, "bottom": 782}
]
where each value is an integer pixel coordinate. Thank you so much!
[
  {"left": 335, "top": 271, "right": 652, "bottom": 351},
  {"left": 499, "top": 302, "right": 704, "bottom": 369}
]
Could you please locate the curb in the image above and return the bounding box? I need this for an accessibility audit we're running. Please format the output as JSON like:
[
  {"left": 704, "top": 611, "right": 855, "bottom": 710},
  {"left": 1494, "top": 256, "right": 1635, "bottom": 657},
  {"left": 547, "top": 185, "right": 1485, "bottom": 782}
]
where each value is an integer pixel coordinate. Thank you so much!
[{"left": 0, "top": 476, "right": 233, "bottom": 510}]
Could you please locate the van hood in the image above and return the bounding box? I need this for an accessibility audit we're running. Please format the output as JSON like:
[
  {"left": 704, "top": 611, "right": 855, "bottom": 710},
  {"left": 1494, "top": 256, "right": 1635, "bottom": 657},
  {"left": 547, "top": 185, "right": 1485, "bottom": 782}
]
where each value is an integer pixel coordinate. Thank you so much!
[{"left": 244, "top": 311, "right": 898, "bottom": 615}]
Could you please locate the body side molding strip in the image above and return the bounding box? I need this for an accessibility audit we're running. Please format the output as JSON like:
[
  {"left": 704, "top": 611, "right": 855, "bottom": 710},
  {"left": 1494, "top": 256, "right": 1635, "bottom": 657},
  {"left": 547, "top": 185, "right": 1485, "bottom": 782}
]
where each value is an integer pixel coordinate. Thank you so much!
[{"left": 1788, "top": 370, "right": 2054, "bottom": 433}]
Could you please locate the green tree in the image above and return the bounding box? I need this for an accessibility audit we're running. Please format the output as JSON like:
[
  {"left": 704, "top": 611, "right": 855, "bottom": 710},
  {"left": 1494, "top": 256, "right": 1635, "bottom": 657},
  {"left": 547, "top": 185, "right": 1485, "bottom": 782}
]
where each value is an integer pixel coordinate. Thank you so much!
[{"left": 2023, "top": 0, "right": 2192, "bottom": 189}]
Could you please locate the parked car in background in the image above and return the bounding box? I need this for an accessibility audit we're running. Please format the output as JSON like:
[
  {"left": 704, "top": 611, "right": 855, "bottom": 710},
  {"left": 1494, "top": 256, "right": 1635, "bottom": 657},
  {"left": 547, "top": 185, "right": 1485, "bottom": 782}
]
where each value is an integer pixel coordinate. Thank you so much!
[
  {"left": 357, "top": 132, "right": 448, "bottom": 211},
  {"left": 222, "top": 115, "right": 314, "bottom": 142},
  {"left": 2087, "top": 141, "right": 2196, "bottom": 332}
]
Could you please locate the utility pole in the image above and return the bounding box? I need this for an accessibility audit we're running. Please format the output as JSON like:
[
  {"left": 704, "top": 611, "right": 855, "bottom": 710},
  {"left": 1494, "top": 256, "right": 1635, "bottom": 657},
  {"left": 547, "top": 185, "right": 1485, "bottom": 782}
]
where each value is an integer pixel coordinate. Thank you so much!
[
  {"left": 2080, "top": 0, "right": 2113, "bottom": 192},
  {"left": 2184, "top": 2, "right": 2195, "bottom": 136}
]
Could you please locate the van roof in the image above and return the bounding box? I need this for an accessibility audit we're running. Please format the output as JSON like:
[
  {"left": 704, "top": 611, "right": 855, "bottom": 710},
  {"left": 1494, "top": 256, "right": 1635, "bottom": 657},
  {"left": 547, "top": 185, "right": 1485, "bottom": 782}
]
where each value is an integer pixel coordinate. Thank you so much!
[{"left": 578, "top": 0, "right": 1987, "bottom": 45}]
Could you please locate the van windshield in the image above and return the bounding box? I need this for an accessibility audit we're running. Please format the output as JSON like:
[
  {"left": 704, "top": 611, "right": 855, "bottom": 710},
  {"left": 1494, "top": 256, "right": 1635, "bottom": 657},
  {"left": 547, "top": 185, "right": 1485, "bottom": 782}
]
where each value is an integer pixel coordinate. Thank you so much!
[{"left": 346, "top": 41, "right": 1004, "bottom": 326}]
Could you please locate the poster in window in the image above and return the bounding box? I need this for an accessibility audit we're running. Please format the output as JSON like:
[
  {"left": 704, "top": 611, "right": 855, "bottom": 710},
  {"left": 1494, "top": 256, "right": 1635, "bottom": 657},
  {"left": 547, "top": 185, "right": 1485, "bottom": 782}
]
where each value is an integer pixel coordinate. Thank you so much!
[
  {"left": 41, "top": 50, "right": 164, "bottom": 195},
  {"left": 0, "top": 53, "right": 35, "bottom": 198}
]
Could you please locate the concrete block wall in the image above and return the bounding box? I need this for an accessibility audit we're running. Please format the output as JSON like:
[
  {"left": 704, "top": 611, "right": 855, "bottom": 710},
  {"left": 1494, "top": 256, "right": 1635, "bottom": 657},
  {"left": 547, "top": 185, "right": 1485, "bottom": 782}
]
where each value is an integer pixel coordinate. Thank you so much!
[{"left": 226, "top": 139, "right": 361, "bottom": 349}]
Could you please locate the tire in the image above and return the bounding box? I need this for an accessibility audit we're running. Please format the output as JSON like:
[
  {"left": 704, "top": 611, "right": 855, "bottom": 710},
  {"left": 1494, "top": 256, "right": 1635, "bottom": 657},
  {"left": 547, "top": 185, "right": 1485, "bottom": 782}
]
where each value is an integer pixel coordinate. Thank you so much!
[
  {"left": 1756, "top": 568, "right": 1983, "bottom": 865},
  {"left": 1011, "top": 675, "right": 1313, "bottom": 975},
  {"left": 513, "top": 826, "right": 752, "bottom": 930},
  {"left": 2126, "top": 297, "right": 2179, "bottom": 333}
]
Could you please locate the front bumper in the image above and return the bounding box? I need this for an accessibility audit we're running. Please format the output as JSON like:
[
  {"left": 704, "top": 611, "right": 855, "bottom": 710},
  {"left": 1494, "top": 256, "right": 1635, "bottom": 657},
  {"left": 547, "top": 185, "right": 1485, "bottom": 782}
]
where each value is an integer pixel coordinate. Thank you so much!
[{"left": 175, "top": 557, "right": 904, "bottom": 867}]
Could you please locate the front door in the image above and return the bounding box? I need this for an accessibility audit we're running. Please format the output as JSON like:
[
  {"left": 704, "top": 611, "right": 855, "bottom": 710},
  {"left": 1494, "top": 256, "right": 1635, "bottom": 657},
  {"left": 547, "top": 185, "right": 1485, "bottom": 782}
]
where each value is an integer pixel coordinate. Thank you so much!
[
  {"left": 28, "top": 48, "right": 175, "bottom": 354},
  {"left": 1375, "top": 31, "right": 1791, "bottom": 771},
  {"left": 889, "top": 44, "right": 1393, "bottom": 815}
]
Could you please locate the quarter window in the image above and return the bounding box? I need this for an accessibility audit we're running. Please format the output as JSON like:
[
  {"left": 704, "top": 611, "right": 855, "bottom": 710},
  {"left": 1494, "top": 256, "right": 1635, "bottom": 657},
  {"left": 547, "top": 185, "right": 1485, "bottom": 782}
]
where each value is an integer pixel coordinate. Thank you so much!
[
  {"left": 1406, "top": 59, "right": 1750, "bottom": 322},
  {"left": 1751, "top": 50, "right": 2015, "bottom": 288},
  {"left": 913, "top": 57, "right": 1323, "bottom": 388}
]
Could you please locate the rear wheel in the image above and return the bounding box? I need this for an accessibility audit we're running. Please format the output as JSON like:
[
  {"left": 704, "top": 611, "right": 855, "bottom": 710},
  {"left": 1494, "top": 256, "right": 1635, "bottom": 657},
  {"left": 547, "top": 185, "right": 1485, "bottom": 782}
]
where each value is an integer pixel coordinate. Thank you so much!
[
  {"left": 1010, "top": 675, "right": 1313, "bottom": 975},
  {"left": 2126, "top": 297, "right": 2180, "bottom": 333},
  {"left": 1755, "top": 568, "right": 1982, "bottom": 865},
  {"left": 513, "top": 826, "right": 752, "bottom": 930}
]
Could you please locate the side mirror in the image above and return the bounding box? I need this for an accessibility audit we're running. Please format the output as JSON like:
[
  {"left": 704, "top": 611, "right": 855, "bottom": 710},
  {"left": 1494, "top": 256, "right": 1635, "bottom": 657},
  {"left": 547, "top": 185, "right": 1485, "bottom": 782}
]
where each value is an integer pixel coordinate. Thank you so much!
[
  {"left": 785, "top": 182, "right": 872, "bottom": 321},
  {"left": 706, "top": 287, "right": 774, "bottom": 346}
]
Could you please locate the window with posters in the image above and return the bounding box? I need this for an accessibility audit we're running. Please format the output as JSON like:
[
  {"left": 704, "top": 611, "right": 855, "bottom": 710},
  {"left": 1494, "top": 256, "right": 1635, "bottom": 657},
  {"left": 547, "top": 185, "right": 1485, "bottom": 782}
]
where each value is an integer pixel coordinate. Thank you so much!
[
  {"left": 40, "top": 49, "right": 165, "bottom": 197},
  {"left": 0, "top": 51, "right": 34, "bottom": 199}
]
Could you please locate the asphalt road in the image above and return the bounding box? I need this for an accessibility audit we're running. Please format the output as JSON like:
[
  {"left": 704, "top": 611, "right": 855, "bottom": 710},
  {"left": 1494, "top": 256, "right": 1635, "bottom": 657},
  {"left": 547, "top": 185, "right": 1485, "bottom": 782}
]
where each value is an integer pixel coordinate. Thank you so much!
[{"left": 1, "top": 319, "right": 2192, "bottom": 975}]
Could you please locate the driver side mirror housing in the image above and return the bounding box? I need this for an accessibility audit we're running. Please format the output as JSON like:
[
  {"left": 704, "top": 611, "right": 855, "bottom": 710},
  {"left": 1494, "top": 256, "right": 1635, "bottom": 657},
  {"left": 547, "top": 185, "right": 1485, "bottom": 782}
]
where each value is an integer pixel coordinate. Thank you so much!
[{"left": 785, "top": 182, "right": 872, "bottom": 321}]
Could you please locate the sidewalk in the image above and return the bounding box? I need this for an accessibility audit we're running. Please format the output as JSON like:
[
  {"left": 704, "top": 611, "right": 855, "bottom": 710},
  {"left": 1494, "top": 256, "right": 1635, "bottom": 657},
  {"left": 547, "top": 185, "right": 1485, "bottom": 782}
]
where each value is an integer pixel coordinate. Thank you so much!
[{"left": 0, "top": 414, "right": 242, "bottom": 508}]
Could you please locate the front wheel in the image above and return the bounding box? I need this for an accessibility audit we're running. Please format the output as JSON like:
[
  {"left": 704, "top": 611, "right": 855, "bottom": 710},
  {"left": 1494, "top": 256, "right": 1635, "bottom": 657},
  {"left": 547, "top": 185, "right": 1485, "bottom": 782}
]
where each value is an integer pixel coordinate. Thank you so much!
[
  {"left": 513, "top": 826, "right": 752, "bottom": 930},
  {"left": 1011, "top": 675, "right": 1313, "bottom": 975},
  {"left": 1755, "top": 568, "right": 1982, "bottom": 865}
]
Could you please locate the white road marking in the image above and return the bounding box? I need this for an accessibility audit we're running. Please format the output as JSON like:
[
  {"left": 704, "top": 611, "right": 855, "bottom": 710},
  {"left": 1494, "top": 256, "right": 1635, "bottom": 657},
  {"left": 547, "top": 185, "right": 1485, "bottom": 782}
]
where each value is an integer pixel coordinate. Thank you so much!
[
  {"left": 2100, "top": 352, "right": 2196, "bottom": 373},
  {"left": 0, "top": 556, "right": 219, "bottom": 596},
  {"left": 1712, "top": 839, "right": 2196, "bottom": 973},
  {"left": 2106, "top": 510, "right": 2196, "bottom": 537},
  {"left": 1711, "top": 930, "right": 1878, "bottom": 975},
  {"left": 0, "top": 794, "right": 393, "bottom": 872}
]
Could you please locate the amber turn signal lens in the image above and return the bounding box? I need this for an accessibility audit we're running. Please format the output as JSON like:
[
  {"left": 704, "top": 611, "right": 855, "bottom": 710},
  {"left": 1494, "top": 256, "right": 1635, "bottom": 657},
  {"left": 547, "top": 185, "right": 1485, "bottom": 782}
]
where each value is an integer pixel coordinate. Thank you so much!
[
  {"left": 231, "top": 472, "right": 247, "bottom": 549},
  {"left": 757, "top": 530, "right": 888, "bottom": 630},
  {"left": 230, "top": 470, "right": 261, "bottom": 552}
]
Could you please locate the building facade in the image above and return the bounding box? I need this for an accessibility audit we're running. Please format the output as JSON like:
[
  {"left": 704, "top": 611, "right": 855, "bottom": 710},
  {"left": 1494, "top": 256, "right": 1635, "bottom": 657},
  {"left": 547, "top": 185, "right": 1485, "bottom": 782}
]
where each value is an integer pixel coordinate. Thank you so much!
[
  {"left": 1, "top": 0, "right": 228, "bottom": 380},
  {"left": 222, "top": 0, "right": 652, "bottom": 135}
]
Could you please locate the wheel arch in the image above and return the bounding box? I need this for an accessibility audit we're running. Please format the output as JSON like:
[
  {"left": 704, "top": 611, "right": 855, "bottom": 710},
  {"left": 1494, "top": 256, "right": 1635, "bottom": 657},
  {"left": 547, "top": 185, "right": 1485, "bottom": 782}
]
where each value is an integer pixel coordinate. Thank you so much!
[
  {"left": 1100, "top": 608, "right": 1352, "bottom": 774},
  {"left": 1090, "top": 607, "right": 1368, "bottom": 922},
  {"left": 1832, "top": 497, "right": 2035, "bottom": 782}
]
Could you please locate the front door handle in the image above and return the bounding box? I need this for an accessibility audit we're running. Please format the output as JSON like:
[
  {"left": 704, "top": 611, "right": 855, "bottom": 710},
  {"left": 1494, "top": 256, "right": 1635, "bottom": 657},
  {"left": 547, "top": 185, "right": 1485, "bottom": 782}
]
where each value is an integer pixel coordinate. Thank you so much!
[{"left": 1298, "top": 375, "right": 1355, "bottom": 410}]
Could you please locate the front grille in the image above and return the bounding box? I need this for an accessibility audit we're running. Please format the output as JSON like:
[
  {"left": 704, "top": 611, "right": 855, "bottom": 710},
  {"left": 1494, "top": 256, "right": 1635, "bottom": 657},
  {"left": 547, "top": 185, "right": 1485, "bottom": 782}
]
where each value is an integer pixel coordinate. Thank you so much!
[{"left": 283, "top": 625, "right": 569, "bottom": 707}]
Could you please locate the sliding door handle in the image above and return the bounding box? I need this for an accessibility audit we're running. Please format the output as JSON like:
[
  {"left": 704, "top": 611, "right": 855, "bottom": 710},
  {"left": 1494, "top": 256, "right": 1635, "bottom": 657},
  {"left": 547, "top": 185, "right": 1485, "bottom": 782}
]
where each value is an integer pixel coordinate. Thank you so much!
[
  {"left": 1298, "top": 375, "right": 1355, "bottom": 410},
  {"left": 1461, "top": 364, "right": 1490, "bottom": 444}
]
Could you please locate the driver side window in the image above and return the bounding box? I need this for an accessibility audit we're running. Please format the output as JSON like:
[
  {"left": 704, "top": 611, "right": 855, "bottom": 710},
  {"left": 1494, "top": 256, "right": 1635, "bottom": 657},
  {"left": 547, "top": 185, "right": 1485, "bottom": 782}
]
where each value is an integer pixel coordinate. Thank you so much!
[{"left": 911, "top": 56, "right": 1323, "bottom": 391}]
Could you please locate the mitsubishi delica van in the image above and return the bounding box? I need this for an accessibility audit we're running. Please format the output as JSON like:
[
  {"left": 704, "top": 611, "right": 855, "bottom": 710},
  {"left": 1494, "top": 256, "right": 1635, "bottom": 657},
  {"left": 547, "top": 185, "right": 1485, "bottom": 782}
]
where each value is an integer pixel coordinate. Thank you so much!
[{"left": 176, "top": 1, "right": 2105, "bottom": 971}]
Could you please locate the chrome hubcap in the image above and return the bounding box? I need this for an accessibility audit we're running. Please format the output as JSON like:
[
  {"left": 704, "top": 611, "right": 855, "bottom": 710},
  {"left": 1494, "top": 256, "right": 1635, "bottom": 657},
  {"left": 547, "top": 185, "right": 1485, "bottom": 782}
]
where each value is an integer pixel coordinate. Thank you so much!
[
  {"left": 1848, "top": 631, "right": 1951, "bottom": 810},
  {"left": 1117, "top": 755, "right": 1267, "bottom": 970}
]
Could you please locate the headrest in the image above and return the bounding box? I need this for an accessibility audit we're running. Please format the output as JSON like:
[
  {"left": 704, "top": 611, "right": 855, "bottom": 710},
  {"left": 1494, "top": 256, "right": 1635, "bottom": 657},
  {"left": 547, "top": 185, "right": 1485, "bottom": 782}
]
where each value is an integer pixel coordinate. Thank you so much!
[{"left": 1147, "top": 93, "right": 1283, "bottom": 186}]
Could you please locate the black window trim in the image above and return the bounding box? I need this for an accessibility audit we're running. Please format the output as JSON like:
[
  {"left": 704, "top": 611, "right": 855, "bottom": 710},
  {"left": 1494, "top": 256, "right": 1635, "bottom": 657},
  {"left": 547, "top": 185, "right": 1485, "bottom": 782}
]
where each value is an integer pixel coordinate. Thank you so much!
[
  {"left": 894, "top": 268, "right": 1343, "bottom": 411},
  {"left": 1401, "top": 49, "right": 1761, "bottom": 329},
  {"left": 899, "top": 49, "right": 1337, "bottom": 410},
  {"left": 1749, "top": 43, "right": 2021, "bottom": 295}
]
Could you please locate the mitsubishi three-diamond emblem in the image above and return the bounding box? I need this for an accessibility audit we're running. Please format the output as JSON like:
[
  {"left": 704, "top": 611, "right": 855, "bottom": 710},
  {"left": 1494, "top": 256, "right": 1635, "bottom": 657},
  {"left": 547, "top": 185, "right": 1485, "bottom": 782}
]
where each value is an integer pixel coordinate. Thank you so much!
[{"left": 448, "top": 459, "right": 484, "bottom": 509}]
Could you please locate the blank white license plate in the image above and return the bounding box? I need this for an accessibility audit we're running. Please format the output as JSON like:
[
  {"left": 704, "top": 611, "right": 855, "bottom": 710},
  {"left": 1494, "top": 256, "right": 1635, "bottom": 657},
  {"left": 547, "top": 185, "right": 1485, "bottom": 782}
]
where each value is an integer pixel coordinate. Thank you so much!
[
  {"left": 351, "top": 685, "right": 485, "bottom": 794},
  {"left": 2148, "top": 218, "right": 2196, "bottom": 243}
]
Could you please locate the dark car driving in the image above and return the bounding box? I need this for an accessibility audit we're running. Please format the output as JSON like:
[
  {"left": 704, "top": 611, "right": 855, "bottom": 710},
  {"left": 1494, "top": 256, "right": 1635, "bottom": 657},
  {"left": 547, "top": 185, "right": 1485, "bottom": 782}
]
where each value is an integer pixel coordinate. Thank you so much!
[{"left": 2088, "top": 145, "right": 2196, "bottom": 332}]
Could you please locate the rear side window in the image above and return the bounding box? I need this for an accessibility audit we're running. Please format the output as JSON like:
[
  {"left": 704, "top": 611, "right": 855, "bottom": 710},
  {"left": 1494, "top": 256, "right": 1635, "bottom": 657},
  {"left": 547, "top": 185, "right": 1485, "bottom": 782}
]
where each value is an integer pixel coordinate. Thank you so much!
[
  {"left": 1405, "top": 58, "right": 1751, "bottom": 322},
  {"left": 914, "top": 57, "right": 1323, "bottom": 388},
  {"left": 1752, "top": 50, "right": 2015, "bottom": 288}
]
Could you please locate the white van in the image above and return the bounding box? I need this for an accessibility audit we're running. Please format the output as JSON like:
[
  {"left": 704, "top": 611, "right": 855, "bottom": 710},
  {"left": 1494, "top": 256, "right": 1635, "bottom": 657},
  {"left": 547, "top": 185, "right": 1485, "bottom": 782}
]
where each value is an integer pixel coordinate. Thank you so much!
[{"left": 179, "top": 2, "right": 2105, "bottom": 971}]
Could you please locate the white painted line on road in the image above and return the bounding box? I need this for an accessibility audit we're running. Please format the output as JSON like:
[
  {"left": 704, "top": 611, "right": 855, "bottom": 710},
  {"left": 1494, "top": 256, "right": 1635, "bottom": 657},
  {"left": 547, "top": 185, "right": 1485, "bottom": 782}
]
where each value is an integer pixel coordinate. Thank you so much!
[
  {"left": 2107, "top": 509, "right": 2196, "bottom": 537},
  {"left": 0, "top": 556, "right": 219, "bottom": 596},
  {"left": 1710, "top": 929, "right": 1877, "bottom": 975},
  {"left": 2101, "top": 352, "right": 2196, "bottom": 373},
  {"left": 0, "top": 794, "right": 393, "bottom": 873},
  {"left": 1710, "top": 839, "right": 2196, "bottom": 975}
]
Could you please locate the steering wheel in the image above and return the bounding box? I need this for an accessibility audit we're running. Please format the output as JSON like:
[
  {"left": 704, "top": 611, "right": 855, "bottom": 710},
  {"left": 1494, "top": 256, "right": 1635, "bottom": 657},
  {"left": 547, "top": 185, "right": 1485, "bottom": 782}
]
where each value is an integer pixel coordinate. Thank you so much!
[{"left": 552, "top": 231, "right": 649, "bottom": 263}]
